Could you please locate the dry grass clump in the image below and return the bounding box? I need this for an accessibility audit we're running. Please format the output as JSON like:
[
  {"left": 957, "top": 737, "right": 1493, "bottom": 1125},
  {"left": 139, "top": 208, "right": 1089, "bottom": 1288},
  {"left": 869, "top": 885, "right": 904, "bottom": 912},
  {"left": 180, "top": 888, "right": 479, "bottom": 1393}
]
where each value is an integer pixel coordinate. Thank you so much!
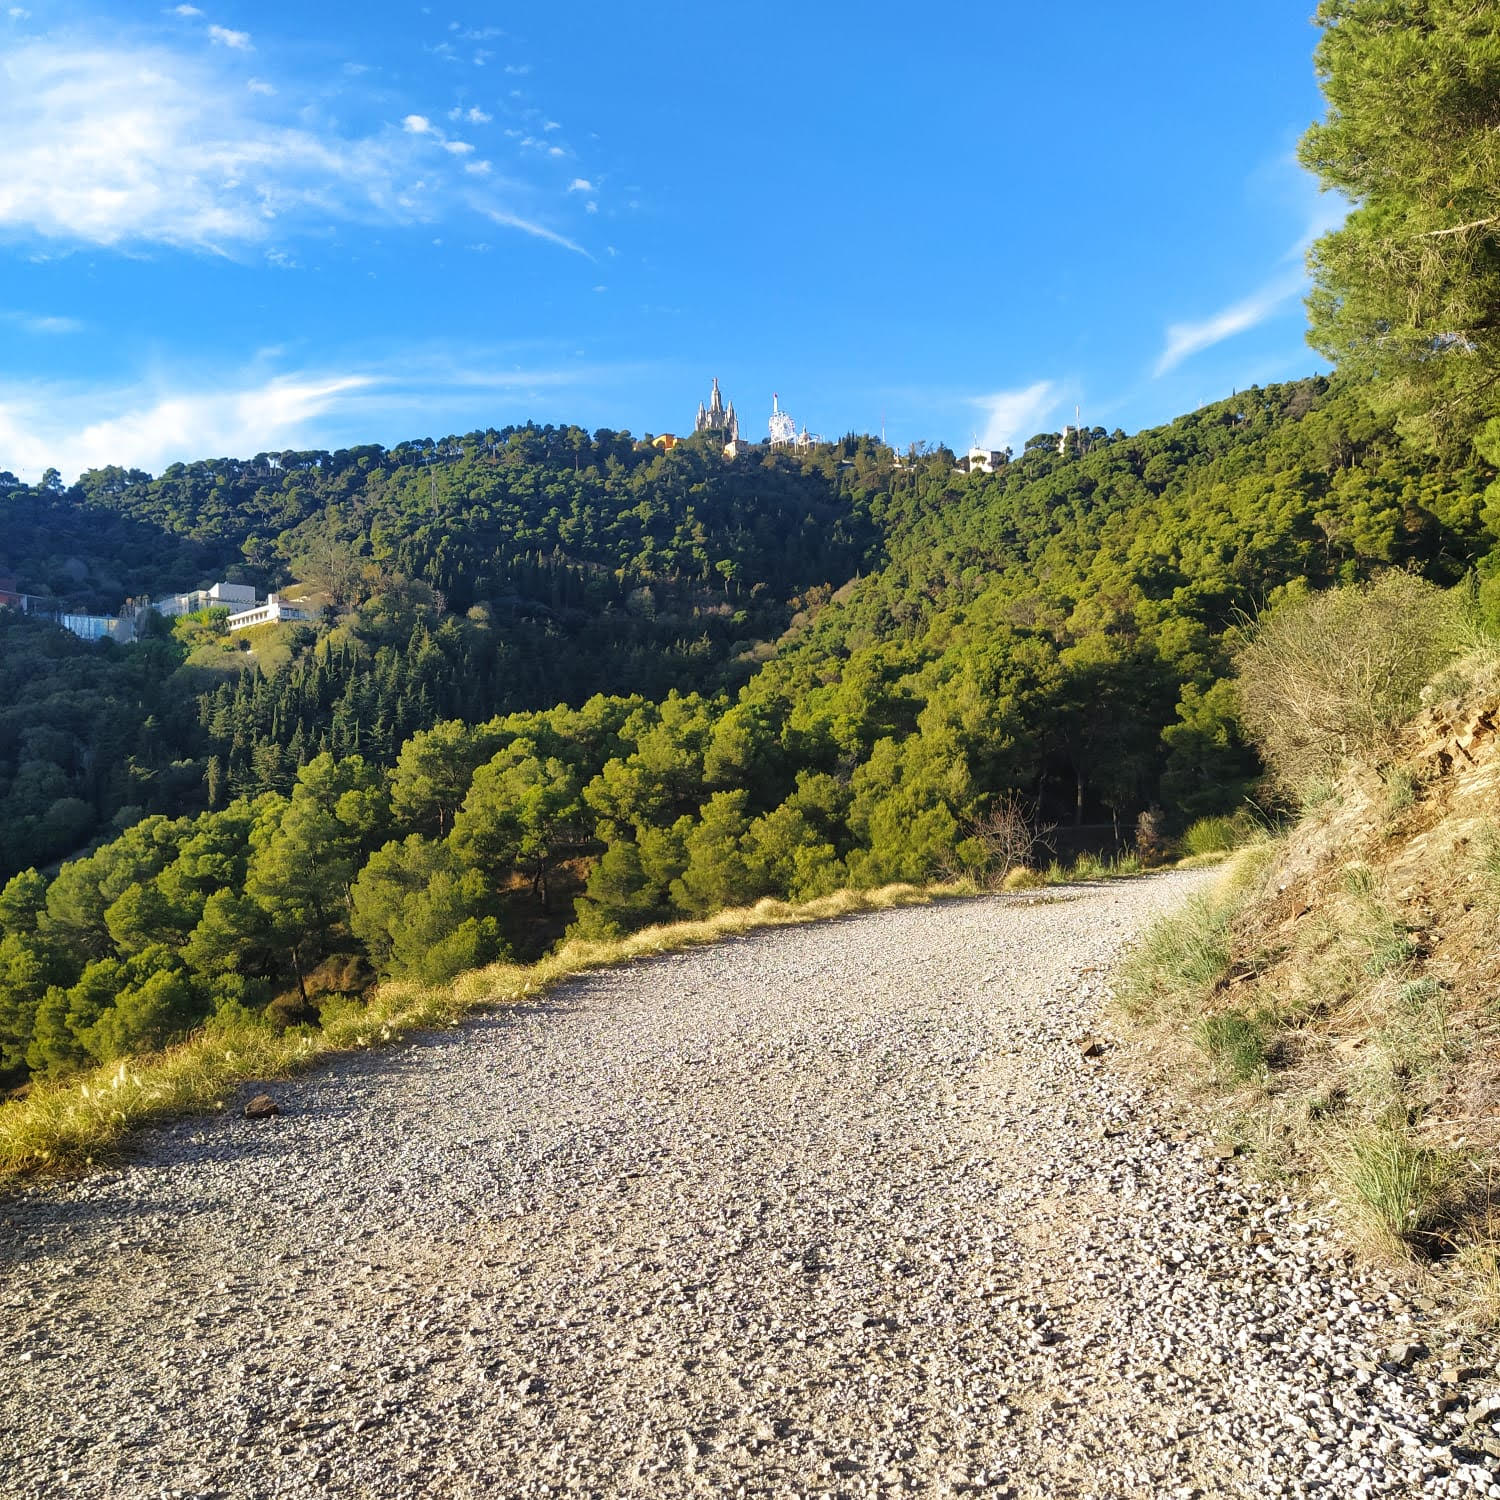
[
  {"left": 1235, "top": 572, "right": 1464, "bottom": 805},
  {"left": 1330, "top": 1121, "right": 1470, "bottom": 1260},
  {"left": 1119, "top": 767, "right": 1499, "bottom": 1314},
  {"left": 0, "top": 881, "right": 958, "bottom": 1180}
]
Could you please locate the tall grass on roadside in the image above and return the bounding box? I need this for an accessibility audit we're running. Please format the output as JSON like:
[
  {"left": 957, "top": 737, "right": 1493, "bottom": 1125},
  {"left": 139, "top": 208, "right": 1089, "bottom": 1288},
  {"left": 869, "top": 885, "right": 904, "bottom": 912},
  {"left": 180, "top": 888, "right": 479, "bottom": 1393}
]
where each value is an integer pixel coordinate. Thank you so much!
[
  {"left": 0, "top": 882, "right": 959, "bottom": 1180},
  {"left": 1115, "top": 893, "right": 1234, "bottom": 1021},
  {"left": 1194, "top": 1011, "right": 1268, "bottom": 1083},
  {"left": 1332, "top": 1122, "right": 1467, "bottom": 1259},
  {"left": 1181, "top": 816, "right": 1242, "bottom": 858},
  {"left": 1115, "top": 846, "right": 1272, "bottom": 1023}
]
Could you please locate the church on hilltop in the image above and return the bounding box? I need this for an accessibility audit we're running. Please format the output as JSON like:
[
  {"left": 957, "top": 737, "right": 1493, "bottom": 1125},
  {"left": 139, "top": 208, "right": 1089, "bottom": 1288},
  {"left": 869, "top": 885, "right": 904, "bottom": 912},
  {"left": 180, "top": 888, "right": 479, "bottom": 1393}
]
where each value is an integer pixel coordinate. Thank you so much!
[{"left": 693, "top": 378, "right": 739, "bottom": 444}]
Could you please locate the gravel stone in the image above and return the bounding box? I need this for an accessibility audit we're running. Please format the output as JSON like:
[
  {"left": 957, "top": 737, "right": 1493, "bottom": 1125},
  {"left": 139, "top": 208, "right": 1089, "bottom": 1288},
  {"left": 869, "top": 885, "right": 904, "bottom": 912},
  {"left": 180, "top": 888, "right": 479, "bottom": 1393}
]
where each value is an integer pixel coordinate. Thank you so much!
[{"left": 1, "top": 873, "right": 1494, "bottom": 1497}]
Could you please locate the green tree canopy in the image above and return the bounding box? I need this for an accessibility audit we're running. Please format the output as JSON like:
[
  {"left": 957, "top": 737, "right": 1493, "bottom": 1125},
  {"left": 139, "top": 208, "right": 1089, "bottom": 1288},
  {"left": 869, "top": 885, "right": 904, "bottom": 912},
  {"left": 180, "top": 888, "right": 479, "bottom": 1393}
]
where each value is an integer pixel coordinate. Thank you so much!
[{"left": 1300, "top": 0, "right": 1500, "bottom": 445}]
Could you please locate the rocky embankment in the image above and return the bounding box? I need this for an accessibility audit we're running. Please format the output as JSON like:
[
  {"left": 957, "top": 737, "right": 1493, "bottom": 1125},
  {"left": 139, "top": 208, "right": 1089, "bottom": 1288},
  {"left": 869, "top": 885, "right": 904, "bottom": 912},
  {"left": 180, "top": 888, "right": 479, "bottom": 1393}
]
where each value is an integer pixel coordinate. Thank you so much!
[{"left": 3, "top": 872, "right": 1497, "bottom": 1498}]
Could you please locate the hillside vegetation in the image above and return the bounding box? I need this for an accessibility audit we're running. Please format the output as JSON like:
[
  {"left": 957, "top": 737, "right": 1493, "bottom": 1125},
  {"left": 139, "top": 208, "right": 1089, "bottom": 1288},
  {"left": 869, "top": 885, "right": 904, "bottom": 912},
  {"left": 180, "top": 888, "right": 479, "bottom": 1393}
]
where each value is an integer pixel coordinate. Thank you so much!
[
  {"left": 1121, "top": 579, "right": 1500, "bottom": 1317},
  {"left": 0, "top": 431, "right": 881, "bottom": 877},
  {"left": 6, "top": 0, "right": 1500, "bottom": 1213},
  {"left": 1113, "top": 0, "right": 1500, "bottom": 1317},
  {"left": 4, "top": 376, "right": 1497, "bottom": 1097}
]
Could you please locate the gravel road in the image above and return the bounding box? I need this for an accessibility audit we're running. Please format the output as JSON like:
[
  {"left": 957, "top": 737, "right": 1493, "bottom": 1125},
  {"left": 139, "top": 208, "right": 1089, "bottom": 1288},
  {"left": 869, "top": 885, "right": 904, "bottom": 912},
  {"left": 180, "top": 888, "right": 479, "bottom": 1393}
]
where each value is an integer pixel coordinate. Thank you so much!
[{"left": 4, "top": 873, "right": 1498, "bottom": 1499}]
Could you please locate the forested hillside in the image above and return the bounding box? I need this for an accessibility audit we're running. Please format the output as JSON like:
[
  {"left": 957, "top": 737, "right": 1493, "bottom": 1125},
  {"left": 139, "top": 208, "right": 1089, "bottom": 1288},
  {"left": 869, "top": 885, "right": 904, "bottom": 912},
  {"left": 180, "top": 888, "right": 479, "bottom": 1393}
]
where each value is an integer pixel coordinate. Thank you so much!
[
  {"left": 0, "top": 429, "right": 881, "bottom": 876},
  {"left": 3, "top": 371, "right": 1497, "bottom": 1088}
]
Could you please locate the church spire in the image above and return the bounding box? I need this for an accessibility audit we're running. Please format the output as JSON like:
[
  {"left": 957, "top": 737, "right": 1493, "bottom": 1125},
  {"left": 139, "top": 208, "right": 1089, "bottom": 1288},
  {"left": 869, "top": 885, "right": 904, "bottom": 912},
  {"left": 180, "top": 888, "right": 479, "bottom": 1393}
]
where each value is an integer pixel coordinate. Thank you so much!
[{"left": 695, "top": 376, "right": 736, "bottom": 438}]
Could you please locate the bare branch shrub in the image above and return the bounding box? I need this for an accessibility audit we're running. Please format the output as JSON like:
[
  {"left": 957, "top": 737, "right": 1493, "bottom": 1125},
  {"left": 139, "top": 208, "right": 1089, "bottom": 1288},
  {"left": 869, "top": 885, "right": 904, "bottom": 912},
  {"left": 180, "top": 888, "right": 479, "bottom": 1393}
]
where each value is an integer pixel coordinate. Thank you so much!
[
  {"left": 949, "top": 794, "right": 1054, "bottom": 889},
  {"left": 1234, "top": 573, "right": 1463, "bottom": 803}
]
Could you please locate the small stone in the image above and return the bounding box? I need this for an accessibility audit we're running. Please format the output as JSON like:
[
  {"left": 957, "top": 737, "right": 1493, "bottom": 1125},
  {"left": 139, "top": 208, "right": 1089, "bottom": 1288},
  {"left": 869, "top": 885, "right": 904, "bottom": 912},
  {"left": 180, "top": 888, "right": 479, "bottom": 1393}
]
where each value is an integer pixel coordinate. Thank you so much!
[
  {"left": 243, "top": 1094, "right": 281, "bottom": 1120},
  {"left": 1078, "top": 1036, "right": 1104, "bottom": 1059}
]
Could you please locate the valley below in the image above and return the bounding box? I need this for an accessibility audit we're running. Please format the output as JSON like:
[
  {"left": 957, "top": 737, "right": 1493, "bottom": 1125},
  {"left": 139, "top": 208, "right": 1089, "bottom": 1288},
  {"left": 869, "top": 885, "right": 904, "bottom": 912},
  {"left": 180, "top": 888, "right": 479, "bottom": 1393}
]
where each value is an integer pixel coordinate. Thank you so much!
[{"left": 4, "top": 872, "right": 1494, "bottom": 1499}]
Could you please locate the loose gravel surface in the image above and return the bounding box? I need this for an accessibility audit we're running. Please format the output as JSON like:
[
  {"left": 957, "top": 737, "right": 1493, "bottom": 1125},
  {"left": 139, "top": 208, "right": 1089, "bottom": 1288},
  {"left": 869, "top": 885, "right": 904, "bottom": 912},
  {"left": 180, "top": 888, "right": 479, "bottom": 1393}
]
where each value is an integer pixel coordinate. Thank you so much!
[{"left": 4, "top": 873, "right": 1499, "bottom": 1500}]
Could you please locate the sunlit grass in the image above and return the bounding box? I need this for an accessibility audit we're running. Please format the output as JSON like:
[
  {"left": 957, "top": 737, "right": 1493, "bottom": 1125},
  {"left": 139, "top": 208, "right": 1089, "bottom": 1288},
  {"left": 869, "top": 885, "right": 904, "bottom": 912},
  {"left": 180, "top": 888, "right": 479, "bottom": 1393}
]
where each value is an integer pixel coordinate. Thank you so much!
[
  {"left": 0, "top": 881, "right": 966, "bottom": 1180},
  {"left": 1332, "top": 1123, "right": 1467, "bottom": 1260}
]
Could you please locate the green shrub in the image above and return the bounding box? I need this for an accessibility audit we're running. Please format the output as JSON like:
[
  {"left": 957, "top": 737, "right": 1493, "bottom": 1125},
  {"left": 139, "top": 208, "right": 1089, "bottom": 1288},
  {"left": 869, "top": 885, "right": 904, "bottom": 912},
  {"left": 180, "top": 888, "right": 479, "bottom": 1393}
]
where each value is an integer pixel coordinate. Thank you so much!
[
  {"left": 1193, "top": 1010, "right": 1267, "bottom": 1083},
  {"left": 1182, "top": 816, "right": 1241, "bottom": 857}
]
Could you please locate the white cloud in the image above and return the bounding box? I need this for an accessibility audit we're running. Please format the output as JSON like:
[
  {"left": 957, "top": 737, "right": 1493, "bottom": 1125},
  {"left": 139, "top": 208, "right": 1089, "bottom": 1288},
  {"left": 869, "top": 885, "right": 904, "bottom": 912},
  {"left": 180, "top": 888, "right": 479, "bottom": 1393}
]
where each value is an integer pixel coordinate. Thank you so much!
[
  {"left": 3, "top": 309, "right": 83, "bottom": 334},
  {"left": 0, "top": 356, "right": 638, "bottom": 479},
  {"left": 207, "top": 24, "right": 251, "bottom": 49},
  {"left": 21, "top": 313, "right": 83, "bottom": 333},
  {"left": 970, "top": 380, "right": 1060, "bottom": 452},
  {"left": 464, "top": 159, "right": 491, "bottom": 175},
  {"left": 171, "top": 4, "right": 201, "bottom": 14},
  {"left": 9, "top": 6, "right": 32, "bottom": 17},
  {"left": 448, "top": 105, "right": 490, "bottom": 124},
  {"left": 1154, "top": 269, "right": 1305, "bottom": 376},
  {"left": 584, "top": 200, "right": 596, "bottom": 214},
  {"left": 567, "top": 177, "right": 592, "bottom": 193},
  {"left": 0, "top": 371, "right": 376, "bottom": 478},
  {"left": 0, "top": 37, "right": 586, "bottom": 255},
  {"left": 442, "top": 139, "right": 473, "bottom": 155},
  {"left": 482, "top": 207, "right": 588, "bottom": 257}
]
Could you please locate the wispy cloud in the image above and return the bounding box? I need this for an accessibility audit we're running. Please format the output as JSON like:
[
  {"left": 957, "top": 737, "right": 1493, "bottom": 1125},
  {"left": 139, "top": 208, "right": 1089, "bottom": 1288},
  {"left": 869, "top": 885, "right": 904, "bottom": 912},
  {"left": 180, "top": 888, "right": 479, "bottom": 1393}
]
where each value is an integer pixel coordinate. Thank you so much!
[
  {"left": 482, "top": 208, "right": 588, "bottom": 258},
  {"left": 0, "top": 356, "right": 637, "bottom": 478},
  {"left": 207, "top": 23, "right": 251, "bottom": 49},
  {"left": 969, "top": 380, "right": 1061, "bottom": 452},
  {"left": 1153, "top": 269, "right": 1305, "bottom": 377},
  {"left": 0, "top": 35, "right": 591, "bottom": 256},
  {"left": 1151, "top": 156, "right": 1350, "bottom": 380},
  {"left": 3, "top": 309, "right": 83, "bottom": 334},
  {"left": 0, "top": 372, "right": 376, "bottom": 478}
]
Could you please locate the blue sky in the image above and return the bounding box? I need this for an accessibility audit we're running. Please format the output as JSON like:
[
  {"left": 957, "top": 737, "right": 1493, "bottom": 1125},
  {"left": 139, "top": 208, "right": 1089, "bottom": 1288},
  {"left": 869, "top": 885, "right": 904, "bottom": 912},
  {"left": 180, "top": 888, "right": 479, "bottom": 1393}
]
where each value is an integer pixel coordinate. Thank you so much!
[{"left": 0, "top": 1, "right": 1344, "bottom": 480}]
